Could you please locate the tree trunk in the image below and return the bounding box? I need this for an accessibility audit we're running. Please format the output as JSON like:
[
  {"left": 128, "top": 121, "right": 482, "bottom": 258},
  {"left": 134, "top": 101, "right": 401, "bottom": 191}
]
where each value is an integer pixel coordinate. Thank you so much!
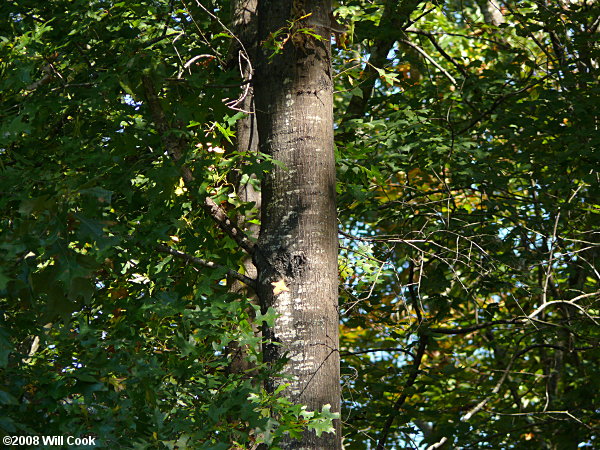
[
  {"left": 254, "top": 1, "right": 340, "bottom": 448},
  {"left": 226, "top": 0, "right": 261, "bottom": 375},
  {"left": 476, "top": 0, "right": 504, "bottom": 27}
]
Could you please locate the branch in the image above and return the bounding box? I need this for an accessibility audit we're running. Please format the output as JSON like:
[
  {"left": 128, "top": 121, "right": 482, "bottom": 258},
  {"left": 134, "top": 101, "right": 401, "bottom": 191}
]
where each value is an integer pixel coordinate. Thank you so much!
[
  {"left": 501, "top": 2, "right": 559, "bottom": 68},
  {"left": 427, "top": 438, "right": 448, "bottom": 449},
  {"left": 143, "top": 32, "right": 181, "bottom": 49},
  {"left": 156, "top": 244, "right": 256, "bottom": 289},
  {"left": 338, "top": 229, "right": 426, "bottom": 244},
  {"left": 140, "top": 75, "right": 191, "bottom": 179},
  {"left": 406, "top": 28, "right": 510, "bottom": 48},
  {"left": 427, "top": 341, "right": 589, "bottom": 449},
  {"left": 140, "top": 75, "right": 257, "bottom": 257},
  {"left": 376, "top": 334, "right": 429, "bottom": 450},
  {"left": 495, "top": 410, "right": 593, "bottom": 430},
  {"left": 406, "top": 28, "right": 470, "bottom": 78},
  {"left": 459, "top": 358, "right": 513, "bottom": 422},
  {"left": 342, "top": 0, "right": 425, "bottom": 121},
  {"left": 405, "top": 6, "right": 437, "bottom": 28},
  {"left": 459, "top": 343, "right": 566, "bottom": 424},
  {"left": 341, "top": 347, "right": 415, "bottom": 358},
  {"left": 527, "top": 295, "right": 599, "bottom": 326},
  {"left": 427, "top": 296, "right": 599, "bottom": 334},
  {"left": 203, "top": 196, "right": 257, "bottom": 257},
  {"left": 457, "top": 72, "right": 554, "bottom": 135},
  {"left": 398, "top": 38, "right": 457, "bottom": 86},
  {"left": 429, "top": 318, "right": 524, "bottom": 335},
  {"left": 408, "top": 258, "right": 423, "bottom": 323}
]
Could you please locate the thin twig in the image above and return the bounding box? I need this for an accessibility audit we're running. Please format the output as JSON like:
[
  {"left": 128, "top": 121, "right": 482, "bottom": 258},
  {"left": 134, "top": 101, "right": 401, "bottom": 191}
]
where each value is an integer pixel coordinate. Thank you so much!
[
  {"left": 457, "top": 73, "right": 553, "bottom": 134},
  {"left": 429, "top": 339, "right": 592, "bottom": 449},
  {"left": 429, "top": 318, "right": 524, "bottom": 335},
  {"left": 341, "top": 347, "right": 415, "bottom": 358},
  {"left": 192, "top": 0, "right": 254, "bottom": 112},
  {"left": 399, "top": 38, "right": 457, "bottom": 86},
  {"left": 411, "top": 29, "right": 470, "bottom": 78}
]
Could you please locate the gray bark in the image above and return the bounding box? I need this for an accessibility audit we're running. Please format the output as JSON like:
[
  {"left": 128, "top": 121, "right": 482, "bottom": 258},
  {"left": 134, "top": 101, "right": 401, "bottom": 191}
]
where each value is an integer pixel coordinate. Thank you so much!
[
  {"left": 254, "top": 0, "right": 341, "bottom": 448},
  {"left": 476, "top": 0, "right": 504, "bottom": 27},
  {"left": 226, "top": 0, "right": 261, "bottom": 375},
  {"left": 230, "top": 0, "right": 260, "bottom": 258}
]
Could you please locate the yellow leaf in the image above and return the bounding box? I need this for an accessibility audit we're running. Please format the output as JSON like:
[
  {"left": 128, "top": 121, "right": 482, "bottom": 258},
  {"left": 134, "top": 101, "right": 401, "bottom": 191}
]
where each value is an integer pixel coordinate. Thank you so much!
[
  {"left": 207, "top": 145, "right": 225, "bottom": 153},
  {"left": 108, "top": 375, "right": 127, "bottom": 392},
  {"left": 271, "top": 279, "right": 290, "bottom": 295},
  {"left": 174, "top": 177, "right": 187, "bottom": 196}
]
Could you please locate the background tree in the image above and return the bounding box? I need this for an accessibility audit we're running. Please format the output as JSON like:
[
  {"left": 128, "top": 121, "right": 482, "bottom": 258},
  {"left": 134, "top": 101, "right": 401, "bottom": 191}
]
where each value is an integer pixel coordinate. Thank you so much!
[{"left": 1, "top": 0, "right": 598, "bottom": 449}]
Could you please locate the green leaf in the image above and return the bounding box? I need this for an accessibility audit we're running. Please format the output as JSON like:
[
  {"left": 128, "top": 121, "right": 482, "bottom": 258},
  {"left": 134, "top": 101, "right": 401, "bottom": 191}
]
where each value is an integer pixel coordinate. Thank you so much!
[{"left": 306, "top": 404, "right": 339, "bottom": 437}]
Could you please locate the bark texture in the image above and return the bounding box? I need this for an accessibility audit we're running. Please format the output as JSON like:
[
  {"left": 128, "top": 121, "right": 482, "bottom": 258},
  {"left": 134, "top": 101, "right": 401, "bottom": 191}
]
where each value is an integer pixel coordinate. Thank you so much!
[
  {"left": 226, "top": 0, "right": 261, "bottom": 375},
  {"left": 254, "top": 1, "right": 340, "bottom": 448},
  {"left": 476, "top": 0, "right": 504, "bottom": 27}
]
